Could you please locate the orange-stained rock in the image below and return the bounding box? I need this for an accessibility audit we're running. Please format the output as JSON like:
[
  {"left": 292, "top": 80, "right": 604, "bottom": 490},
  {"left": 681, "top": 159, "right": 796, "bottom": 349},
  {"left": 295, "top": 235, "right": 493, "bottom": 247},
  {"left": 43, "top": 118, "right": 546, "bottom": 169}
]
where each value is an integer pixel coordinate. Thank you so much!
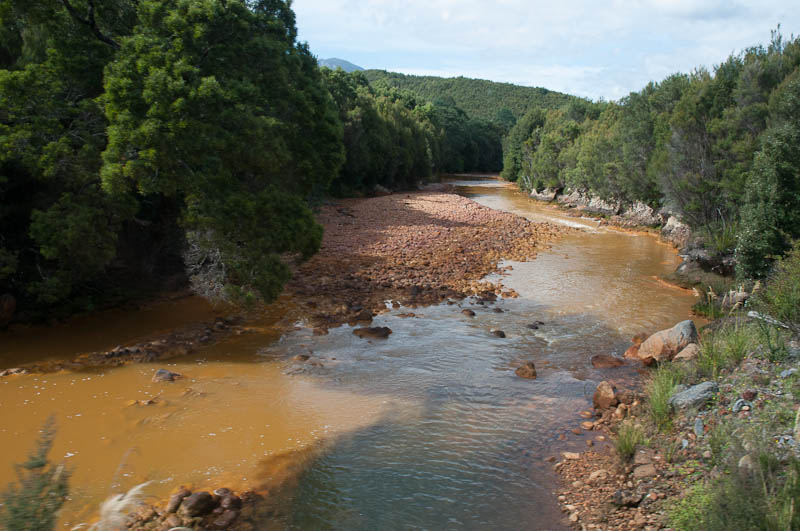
[
  {"left": 673, "top": 343, "right": 701, "bottom": 362},
  {"left": 593, "top": 381, "right": 618, "bottom": 410},
  {"left": 515, "top": 361, "right": 537, "bottom": 379},
  {"left": 591, "top": 354, "right": 625, "bottom": 368},
  {"left": 636, "top": 320, "right": 698, "bottom": 364},
  {"left": 623, "top": 344, "right": 640, "bottom": 359}
]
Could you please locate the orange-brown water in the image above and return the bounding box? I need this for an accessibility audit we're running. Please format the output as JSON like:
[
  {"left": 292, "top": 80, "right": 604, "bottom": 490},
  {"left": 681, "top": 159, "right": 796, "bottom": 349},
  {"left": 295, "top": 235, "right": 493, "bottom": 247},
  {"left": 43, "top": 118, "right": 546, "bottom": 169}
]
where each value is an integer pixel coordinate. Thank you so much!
[{"left": 0, "top": 178, "right": 700, "bottom": 529}]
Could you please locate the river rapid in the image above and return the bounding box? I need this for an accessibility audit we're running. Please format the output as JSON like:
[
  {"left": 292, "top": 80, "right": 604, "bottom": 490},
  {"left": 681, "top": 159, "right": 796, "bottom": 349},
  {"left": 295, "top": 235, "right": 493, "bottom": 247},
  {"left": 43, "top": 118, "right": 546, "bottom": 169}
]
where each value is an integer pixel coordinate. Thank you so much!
[{"left": 0, "top": 177, "right": 699, "bottom": 530}]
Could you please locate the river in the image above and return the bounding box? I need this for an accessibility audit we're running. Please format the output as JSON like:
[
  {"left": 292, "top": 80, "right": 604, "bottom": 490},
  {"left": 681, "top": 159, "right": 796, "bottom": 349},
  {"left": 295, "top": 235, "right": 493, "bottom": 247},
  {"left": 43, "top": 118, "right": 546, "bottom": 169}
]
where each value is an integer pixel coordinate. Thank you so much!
[{"left": 0, "top": 177, "right": 698, "bottom": 529}]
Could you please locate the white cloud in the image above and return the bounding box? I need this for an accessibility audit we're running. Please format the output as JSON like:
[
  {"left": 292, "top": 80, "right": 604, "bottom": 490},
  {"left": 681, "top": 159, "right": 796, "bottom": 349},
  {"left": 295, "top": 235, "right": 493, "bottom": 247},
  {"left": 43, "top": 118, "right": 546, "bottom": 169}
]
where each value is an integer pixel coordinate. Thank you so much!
[{"left": 293, "top": 0, "right": 800, "bottom": 100}]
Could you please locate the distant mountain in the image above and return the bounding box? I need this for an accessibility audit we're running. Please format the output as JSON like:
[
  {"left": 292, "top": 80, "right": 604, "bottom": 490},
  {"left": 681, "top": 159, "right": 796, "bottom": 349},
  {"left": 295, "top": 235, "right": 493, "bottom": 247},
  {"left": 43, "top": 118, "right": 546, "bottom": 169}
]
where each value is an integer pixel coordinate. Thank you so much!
[
  {"left": 318, "top": 58, "right": 364, "bottom": 72},
  {"left": 363, "top": 70, "right": 581, "bottom": 123}
]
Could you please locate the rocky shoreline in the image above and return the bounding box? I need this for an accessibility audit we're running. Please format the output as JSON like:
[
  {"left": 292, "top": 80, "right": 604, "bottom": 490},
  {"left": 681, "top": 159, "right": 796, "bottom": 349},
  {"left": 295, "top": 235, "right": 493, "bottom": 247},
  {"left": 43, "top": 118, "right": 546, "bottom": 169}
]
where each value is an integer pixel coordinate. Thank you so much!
[{"left": 552, "top": 315, "right": 800, "bottom": 530}]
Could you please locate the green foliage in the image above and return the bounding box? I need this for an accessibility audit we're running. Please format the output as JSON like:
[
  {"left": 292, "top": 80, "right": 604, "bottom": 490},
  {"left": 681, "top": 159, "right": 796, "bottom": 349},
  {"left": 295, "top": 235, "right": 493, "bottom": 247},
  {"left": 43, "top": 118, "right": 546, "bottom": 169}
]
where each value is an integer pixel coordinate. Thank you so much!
[
  {"left": 736, "top": 68, "right": 800, "bottom": 278},
  {"left": 615, "top": 422, "right": 647, "bottom": 461},
  {"left": 696, "top": 321, "right": 757, "bottom": 379},
  {"left": 363, "top": 70, "right": 578, "bottom": 124},
  {"left": 100, "top": 0, "right": 343, "bottom": 305},
  {"left": 0, "top": 417, "right": 69, "bottom": 530},
  {"left": 500, "top": 28, "right": 800, "bottom": 280},
  {"left": 646, "top": 364, "right": 682, "bottom": 430},
  {"left": 670, "top": 454, "right": 800, "bottom": 531},
  {"left": 667, "top": 483, "right": 712, "bottom": 530},
  {"left": 752, "top": 241, "right": 800, "bottom": 336}
]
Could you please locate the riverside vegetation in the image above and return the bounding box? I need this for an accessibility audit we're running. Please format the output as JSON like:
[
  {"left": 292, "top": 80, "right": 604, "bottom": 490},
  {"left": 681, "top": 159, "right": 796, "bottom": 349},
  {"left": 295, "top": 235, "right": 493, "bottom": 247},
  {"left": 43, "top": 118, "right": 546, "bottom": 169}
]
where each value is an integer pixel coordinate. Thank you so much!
[
  {"left": 2, "top": 1, "right": 800, "bottom": 529},
  {"left": 554, "top": 242, "right": 800, "bottom": 530}
]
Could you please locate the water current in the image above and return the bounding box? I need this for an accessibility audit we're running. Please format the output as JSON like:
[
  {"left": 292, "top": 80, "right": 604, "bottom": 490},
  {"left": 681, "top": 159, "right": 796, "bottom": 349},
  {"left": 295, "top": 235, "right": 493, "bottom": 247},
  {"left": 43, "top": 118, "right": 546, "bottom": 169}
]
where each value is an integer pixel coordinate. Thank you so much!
[{"left": 0, "top": 177, "right": 699, "bottom": 529}]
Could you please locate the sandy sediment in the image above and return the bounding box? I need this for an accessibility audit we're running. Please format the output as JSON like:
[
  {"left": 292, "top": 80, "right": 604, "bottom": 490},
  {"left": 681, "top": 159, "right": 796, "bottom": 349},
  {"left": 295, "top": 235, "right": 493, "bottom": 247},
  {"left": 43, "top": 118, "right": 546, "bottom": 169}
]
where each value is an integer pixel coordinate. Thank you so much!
[{"left": 287, "top": 190, "right": 567, "bottom": 329}]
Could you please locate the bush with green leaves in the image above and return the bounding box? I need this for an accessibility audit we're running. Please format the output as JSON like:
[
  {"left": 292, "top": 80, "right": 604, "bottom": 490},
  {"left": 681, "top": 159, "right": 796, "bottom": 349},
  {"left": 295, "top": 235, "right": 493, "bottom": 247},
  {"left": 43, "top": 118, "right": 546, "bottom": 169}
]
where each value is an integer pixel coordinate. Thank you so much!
[
  {"left": 0, "top": 418, "right": 69, "bottom": 531},
  {"left": 751, "top": 241, "right": 800, "bottom": 337},
  {"left": 646, "top": 364, "right": 682, "bottom": 430}
]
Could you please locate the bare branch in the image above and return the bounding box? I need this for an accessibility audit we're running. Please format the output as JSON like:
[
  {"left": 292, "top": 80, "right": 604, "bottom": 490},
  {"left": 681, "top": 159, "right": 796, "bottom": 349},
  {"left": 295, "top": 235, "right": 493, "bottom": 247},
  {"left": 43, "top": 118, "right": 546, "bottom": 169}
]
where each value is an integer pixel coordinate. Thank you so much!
[{"left": 60, "top": 0, "right": 120, "bottom": 49}]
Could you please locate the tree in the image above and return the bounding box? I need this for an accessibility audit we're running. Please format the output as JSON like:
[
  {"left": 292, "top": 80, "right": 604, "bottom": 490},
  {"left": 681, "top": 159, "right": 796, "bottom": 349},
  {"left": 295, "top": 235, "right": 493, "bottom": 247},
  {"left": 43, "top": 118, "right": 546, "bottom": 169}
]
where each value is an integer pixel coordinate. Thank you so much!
[
  {"left": 101, "top": 0, "right": 344, "bottom": 304},
  {"left": 0, "top": 417, "right": 69, "bottom": 531},
  {"left": 736, "top": 67, "right": 800, "bottom": 278}
]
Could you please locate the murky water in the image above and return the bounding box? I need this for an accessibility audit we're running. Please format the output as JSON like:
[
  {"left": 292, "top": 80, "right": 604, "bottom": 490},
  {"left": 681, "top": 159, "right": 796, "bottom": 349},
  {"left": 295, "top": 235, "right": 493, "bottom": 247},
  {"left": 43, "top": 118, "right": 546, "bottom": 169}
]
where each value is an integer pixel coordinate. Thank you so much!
[{"left": 0, "top": 178, "right": 698, "bottom": 529}]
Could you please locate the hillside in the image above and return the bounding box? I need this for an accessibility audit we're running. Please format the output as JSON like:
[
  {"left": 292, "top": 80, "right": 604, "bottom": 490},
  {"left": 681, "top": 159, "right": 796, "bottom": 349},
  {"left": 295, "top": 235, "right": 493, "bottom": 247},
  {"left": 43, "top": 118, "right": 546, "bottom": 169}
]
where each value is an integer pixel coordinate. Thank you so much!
[{"left": 363, "top": 70, "right": 581, "bottom": 123}]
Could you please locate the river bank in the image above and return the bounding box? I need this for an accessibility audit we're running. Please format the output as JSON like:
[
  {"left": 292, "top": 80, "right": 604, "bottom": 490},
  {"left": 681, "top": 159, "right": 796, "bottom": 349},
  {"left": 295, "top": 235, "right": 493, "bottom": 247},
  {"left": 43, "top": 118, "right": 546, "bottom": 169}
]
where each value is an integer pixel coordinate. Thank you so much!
[{"left": 0, "top": 178, "right": 701, "bottom": 530}]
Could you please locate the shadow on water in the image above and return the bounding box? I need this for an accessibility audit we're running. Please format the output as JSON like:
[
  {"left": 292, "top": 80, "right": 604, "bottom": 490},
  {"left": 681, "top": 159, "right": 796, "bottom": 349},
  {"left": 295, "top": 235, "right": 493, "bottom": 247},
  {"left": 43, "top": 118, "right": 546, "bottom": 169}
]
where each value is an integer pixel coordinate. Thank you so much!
[{"left": 238, "top": 294, "right": 662, "bottom": 531}]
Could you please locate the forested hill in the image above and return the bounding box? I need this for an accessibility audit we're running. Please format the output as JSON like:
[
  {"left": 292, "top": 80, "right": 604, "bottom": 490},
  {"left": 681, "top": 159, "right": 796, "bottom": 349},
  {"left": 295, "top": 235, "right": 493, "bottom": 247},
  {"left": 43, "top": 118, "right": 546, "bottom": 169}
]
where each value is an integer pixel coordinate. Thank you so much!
[{"left": 363, "top": 70, "right": 580, "bottom": 123}]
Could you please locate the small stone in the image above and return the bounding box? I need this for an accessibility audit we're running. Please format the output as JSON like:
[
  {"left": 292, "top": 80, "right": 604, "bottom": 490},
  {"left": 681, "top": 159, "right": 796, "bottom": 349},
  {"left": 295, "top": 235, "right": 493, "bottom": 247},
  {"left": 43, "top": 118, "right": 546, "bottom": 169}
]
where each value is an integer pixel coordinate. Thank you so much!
[
  {"left": 212, "top": 509, "right": 239, "bottom": 529},
  {"left": 579, "top": 410, "right": 593, "bottom": 419},
  {"left": 569, "top": 512, "right": 579, "bottom": 523},
  {"left": 352, "top": 326, "right": 392, "bottom": 339},
  {"left": 152, "top": 369, "right": 181, "bottom": 382},
  {"left": 178, "top": 491, "right": 215, "bottom": 517},
  {"left": 693, "top": 417, "right": 704, "bottom": 438},
  {"left": 732, "top": 398, "right": 753, "bottom": 413},
  {"left": 515, "top": 361, "right": 537, "bottom": 379},
  {"left": 589, "top": 469, "right": 609, "bottom": 481},
  {"left": 580, "top": 421, "right": 594, "bottom": 430},
  {"left": 562, "top": 452, "right": 580, "bottom": 460},
  {"left": 292, "top": 354, "right": 310, "bottom": 362},
  {"left": 586, "top": 439, "right": 594, "bottom": 447},
  {"left": 632, "top": 464, "right": 656, "bottom": 479},
  {"left": 491, "top": 329, "right": 506, "bottom": 338},
  {"left": 461, "top": 309, "right": 476, "bottom": 317},
  {"left": 572, "top": 480, "right": 584, "bottom": 488},
  {"left": 166, "top": 487, "right": 191, "bottom": 513},
  {"left": 780, "top": 368, "right": 797, "bottom": 379},
  {"left": 702, "top": 450, "right": 712, "bottom": 459},
  {"left": 593, "top": 381, "right": 618, "bottom": 410}
]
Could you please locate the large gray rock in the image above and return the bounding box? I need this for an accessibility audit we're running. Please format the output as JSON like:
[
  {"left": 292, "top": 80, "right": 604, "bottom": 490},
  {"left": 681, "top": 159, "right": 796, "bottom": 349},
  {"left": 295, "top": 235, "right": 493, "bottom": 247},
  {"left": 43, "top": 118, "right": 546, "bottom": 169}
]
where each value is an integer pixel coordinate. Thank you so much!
[
  {"left": 661, "top": 216, "right": 691, "bottom": 249},
  {"left": 637, "top": 320, "right": 698, "bottom": 364},
  {"left": 669, "top": 382, "right": 719, "bottom": 411},
  {"left": 530, "top": 188, "right": 558, "bottom": 201}
]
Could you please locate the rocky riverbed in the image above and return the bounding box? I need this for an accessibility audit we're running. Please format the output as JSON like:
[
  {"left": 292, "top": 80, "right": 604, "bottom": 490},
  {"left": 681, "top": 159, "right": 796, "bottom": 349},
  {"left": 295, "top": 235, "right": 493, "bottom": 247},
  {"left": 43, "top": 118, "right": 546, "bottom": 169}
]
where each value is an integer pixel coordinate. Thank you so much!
[{"left": 287, "top": 189, "right": 566, "bottom": 329}]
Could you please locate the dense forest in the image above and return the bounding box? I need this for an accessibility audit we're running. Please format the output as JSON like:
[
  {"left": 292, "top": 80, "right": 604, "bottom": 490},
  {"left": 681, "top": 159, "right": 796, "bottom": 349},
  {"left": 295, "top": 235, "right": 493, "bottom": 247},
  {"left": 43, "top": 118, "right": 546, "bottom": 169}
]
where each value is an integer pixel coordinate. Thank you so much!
[
  {"left": 500, "top": 29, "right": 800, "bottom": 279},
  {"left": 0, "top": 0, "right": 500, "bottom": 321},
  {"left": 2, "top": 0, "right": 798, "bottom": 322},
  {"left": 364, "top": 70, "right": 579, "bottom": 125}
]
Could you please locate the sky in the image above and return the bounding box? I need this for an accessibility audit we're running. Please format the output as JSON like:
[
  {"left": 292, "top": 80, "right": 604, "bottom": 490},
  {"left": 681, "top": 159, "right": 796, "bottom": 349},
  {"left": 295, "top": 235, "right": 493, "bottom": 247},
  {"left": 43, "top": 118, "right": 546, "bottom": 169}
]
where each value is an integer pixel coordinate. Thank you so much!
[{"left": 292, "top": 0, "right": 800, "bottom": 101}]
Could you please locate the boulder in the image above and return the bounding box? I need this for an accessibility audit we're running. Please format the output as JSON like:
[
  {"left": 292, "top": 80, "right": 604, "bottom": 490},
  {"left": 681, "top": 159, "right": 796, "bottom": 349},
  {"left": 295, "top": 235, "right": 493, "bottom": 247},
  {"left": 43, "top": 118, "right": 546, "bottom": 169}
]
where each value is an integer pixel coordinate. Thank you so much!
[
  {"left": 621, "top": 201, "right": 664, "bottom": 226},
  {"left": 593, "top": 381, "right": 618, "bottom": 410},
  {"left": 668, "top": 381, "right": 718, "bottom": 411},
  {"left": 0, "top": 293, "right": 15, "bottom": 325},
  {"left": 673, "top": 343, "right": 700, "bottom": 362},
  {"left": 515, "top": 361, "right": 537, "bottom": 379},
  {"left": 152, "top": 369, "right": 181, "bottom": 382},
  {"left": 166, "top": 487, "right": 192, "bottom": 513},
  {"left": 352, "top": 327, "right": 392, "bottom": 339},
  {"left": 530, "top": 188, "right": 558, "bottom": 202},
  {"left": 178, "top": 491, "right": 215, "bottom": 517},
  {"left": 636, "top": 320, "right": 698, "bottom": 364},
  {"left": 661, "top": 215, "right": 691, "bottom": 249},
  {"left": 591, "top": 354, "right": 625, "bottom": 368}
]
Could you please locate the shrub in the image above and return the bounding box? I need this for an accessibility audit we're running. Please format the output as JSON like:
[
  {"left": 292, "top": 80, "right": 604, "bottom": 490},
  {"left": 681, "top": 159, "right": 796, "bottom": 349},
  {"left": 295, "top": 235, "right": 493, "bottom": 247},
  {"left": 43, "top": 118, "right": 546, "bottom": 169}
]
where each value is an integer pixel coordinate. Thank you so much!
[
  {"left": 0, "top": 417, "right": 69, "bottom": 531},
  {"left": 696, "top": 322, "right": 757, "bottom": 379},
  {"left": 646, "top": 364, "right": 682, "bottom": 430},
  {"left": 615, "top": 422, "right": 647, "bottom": 461},
  {"left": 752, "top": 241, "right": 800, "bottom": 337}
]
